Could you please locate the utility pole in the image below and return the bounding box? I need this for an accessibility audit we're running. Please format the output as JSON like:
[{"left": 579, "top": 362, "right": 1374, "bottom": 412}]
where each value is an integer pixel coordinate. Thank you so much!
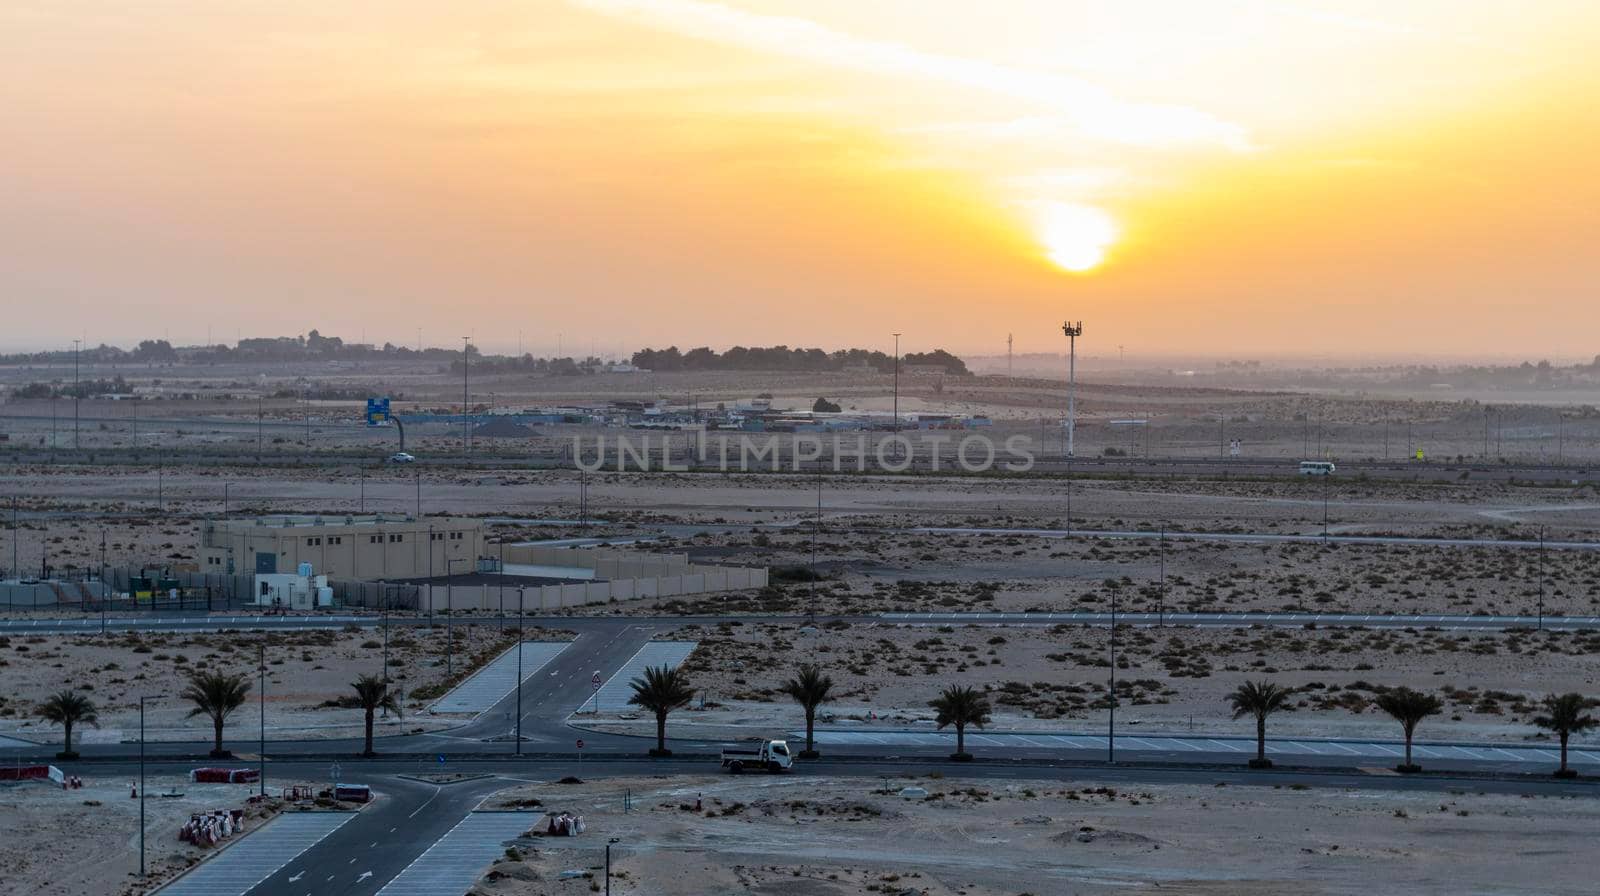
[
  {"left": 256, "top": 397, "right": 263, "bottom": 460},
  {"left": 1484, "top": 406, "right": 1491, "bottom": 459},
  {"left": 1006, "top": 333, "right": 1013, "bottom": 379},
  {"left": 1062, "top": 321, "right": 1082, "bottom": 457}
]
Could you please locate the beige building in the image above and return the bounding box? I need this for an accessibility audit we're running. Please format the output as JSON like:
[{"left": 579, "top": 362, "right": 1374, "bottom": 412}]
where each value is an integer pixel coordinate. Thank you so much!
[{"left": 199, "top": 515, "right": 484, "bottom": 581}]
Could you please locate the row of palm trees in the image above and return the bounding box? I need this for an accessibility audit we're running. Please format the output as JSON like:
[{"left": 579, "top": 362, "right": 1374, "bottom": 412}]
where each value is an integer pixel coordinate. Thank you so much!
[
  {"left": 628, "top": 666, "right": 1596, "bottom": 777},
  {"left": 1228, "top": 681, "right": 1598, "bottom": 776},
  {"left": 35, "top": 665, "right": 1596, "bottom": 777},
  {"left": 36, "top": 671, "right": 402, "bottom": 760}
]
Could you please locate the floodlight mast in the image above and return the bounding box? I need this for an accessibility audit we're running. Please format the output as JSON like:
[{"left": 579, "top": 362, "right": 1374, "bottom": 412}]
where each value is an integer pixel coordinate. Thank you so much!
[{"left": 1062, "top": 321, "right": 1083, "bottom": 458}]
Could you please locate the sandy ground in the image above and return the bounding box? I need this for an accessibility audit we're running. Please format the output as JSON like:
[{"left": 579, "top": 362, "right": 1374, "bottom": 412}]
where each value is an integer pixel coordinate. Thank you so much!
[
  {"left": 0, "top": 773, "right": 344, "bottom": 896},
  {"left": 0, "top": 625, "right": 568, "bottom": 745},
  {"left": 5, "top": 359, "right": 1600, "bottom": 464},
  {"left": 575, "top": 621, "right": 1600, "bottom": 747},
  {"left": 472, "top": 773, "right": 1600, "bottom": 895}
]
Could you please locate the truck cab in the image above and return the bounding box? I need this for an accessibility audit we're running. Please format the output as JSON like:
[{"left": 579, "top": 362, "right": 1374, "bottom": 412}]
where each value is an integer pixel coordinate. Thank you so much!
[{"left": 720, "top": 739, "right": 794, "bottom": 773}]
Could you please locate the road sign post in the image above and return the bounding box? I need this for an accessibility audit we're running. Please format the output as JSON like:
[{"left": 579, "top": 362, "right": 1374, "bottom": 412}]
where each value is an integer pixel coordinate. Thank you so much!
[
  {"left": 577, "top": 738, "right": 584, "bottom": 770},
  {"left": 591, "top": 671, "right": 602, "bottom": 714}
]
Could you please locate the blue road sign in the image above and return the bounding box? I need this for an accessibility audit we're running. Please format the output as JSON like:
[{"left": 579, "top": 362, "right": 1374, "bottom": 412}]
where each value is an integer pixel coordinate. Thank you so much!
[{"left": 366, "top": 398, "right": 391, "bottom": 426}]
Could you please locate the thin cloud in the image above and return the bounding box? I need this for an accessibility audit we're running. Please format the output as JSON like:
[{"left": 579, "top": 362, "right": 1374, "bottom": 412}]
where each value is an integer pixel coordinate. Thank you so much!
[{"left": 568, "top": 0, "right": 1252, "bottom": 151}]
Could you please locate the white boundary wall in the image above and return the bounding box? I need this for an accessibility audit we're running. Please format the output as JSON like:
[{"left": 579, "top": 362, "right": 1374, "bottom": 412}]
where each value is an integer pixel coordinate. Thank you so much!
[{"left": 417, "top": 565, "right": 766, "bottom": 612}]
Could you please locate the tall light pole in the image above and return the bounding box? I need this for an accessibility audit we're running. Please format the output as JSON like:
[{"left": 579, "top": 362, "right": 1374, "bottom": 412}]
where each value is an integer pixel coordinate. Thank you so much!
[
  {"left": 1158, "top": 524, "right": 1166, "bottom": 627},
  {"left": 1062, "top": 321, "right": 1082, "bottom": 457},
  {"left": 462, "top": 336, "right": 472, "bottom": 453},
  {"left": 515, "top": 586, "right": 525, "bottom": 755},
  {"left": 891, "top": 333, "right": 901, "bottom": 437},
  {"left": 810, "top": 468, "right": 822, "bottom": 620},
  {"left": 100, "top": 528, "right": 107, "bottom": 635},
  {"left": 72, "top": 339, "right": 81, "bottom": 450},
  {"left": 258, "top": 640, "right": 266, "bottom": 796},
  {"left": 446, "top": 557, "right": 467, "bottom": 675},
  {"left": 139, "top": 696, "right": 151, "bottom": 877},
  {"left": 1538, "top": 525, "right": 1546, "bottom": 630},
  {"left": 1107, "top": 583, "right": 1117, "bottom": 764},
  {"left": 381, "top": 582, "right": 390, "bottom": 717}
]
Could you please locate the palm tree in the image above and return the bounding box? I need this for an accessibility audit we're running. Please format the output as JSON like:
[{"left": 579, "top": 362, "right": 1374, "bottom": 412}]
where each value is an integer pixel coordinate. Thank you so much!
[
  {"left": 1227, "top": 680, "right": 1293, "bottom": 769},
  {"left": 180, "top": 671, "right": 251, "bottom": 759},
  {"left": 781, "top": 665, "right": 834, "bottom": 759},
  {"left": 38, "top": 690, "right": 98, "bottom": 760},
  {"left": 1373, "top": 687, "right": 1443, "bottom": 772},
  {"left": 351, "top": 674, "right": 404, "bottom": 757},
  {"left": 930, "top": 685, "right": 991, "bottom": 761},
  {"left": 1532, "top": 692, "right": 1598, "bottom": 778},
  {"left": 627, "top": 665, "right": 695, "bottom": 757}
]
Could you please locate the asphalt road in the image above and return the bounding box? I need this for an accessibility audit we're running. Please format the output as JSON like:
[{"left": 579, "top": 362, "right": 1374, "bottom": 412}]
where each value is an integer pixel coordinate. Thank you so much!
[
  {"left": 3, "top": 608, "right": 1594, "bottom": 637},
  {"left": 107, "top": 752, "right": 1600, "bottom": 896},
  {"left": 4, "top": 442, "right": 1596, "bottom": 483}
]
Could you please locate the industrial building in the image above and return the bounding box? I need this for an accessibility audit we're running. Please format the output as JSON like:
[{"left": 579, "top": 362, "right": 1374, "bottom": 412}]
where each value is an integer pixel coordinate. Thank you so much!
[{"left": 199, "top": 514, "right": 484, "bottom": 581}]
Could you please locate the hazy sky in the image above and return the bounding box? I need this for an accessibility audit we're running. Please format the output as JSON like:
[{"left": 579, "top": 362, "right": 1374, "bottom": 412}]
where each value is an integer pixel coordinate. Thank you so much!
[{"left": 2, "top": 1, "right": 1597, "bottom": 359}]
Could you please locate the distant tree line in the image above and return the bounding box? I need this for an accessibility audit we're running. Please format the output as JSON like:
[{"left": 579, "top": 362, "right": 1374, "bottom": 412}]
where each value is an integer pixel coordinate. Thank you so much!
[{"left": 630, "top": 345, "right": 971, "bottom": 376}]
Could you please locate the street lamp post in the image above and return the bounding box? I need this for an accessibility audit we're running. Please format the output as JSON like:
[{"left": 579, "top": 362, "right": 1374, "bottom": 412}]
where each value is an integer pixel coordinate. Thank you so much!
[
  {"left": 100, "top": 528, "right": 107, "bottom": 634},
  {"left": 1323, "top": 473, "right": 1331, "bottom": 538},
  {"left": 1538, "top": 525, "right": 1546, "bottom": 630},
  {"left": 1108, "top": 584, "right": 1117, "bottom": 764},
  {"left": 891, "top": 333, "right": 901, "bottom": 438},
  {"left": 515, "top": 586, "right": 525, "bottom": 755},
  {"left": 72, "top": 339, "right": 81, "bottom": 450},
  {"left": 139, "top": 696, "right": 150, "bottom": 876},
  {"left": 1062, "top": 321, "right": 1082, "bottom": 457},
  {"left": 446, "top": 558, "right": 467, "bottom": 676},
  {"left": 811, "top": 467, "right": 822, "bottom": 619},
  {"left": 1158, "top": 524, "right": 1166, "bottom": 627},
  {"left": 462, "top": 336, "right": 472, "bottom": 453},
  {"left": 258, "top": 640, "right": 266, "bottom": 796}
]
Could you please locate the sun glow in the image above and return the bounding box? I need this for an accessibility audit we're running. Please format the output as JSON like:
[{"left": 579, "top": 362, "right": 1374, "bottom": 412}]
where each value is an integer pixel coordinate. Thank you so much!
[{"left": 1035, "top": 202, "right": 1119, "bottom": 273}]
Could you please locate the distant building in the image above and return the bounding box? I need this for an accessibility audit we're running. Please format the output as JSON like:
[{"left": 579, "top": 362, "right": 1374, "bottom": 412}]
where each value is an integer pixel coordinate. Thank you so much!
[{"left": 199, "top": 515, "right": 483, "bottom": 580}]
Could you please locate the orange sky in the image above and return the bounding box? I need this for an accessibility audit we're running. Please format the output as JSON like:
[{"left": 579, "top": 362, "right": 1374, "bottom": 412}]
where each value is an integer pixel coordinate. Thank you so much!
[{"left": 1, "top": 1, "right": 1597, "bottom": 359}]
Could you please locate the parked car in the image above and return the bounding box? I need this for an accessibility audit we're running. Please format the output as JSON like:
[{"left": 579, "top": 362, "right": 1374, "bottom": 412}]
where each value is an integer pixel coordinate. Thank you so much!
[{"left": 388, "top": 452, "right": 416, "bottom": 464}]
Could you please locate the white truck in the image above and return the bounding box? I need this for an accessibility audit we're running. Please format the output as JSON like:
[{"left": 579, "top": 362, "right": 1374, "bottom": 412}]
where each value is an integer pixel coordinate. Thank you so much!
[{"left": 720, "top": 739, "right": 794, "bottom": 774}]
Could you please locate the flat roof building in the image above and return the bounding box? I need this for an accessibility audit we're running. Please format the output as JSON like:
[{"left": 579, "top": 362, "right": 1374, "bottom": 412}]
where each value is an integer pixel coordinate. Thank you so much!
[{"left": 199, "top": 514, "right": 484, "bottom": 581}]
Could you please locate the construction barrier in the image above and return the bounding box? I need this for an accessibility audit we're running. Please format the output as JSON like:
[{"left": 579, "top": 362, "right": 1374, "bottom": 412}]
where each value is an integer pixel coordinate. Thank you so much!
[
  {"left": 179, "top": 809, "right": 246, "bottom": 847},
  {"left": 0, "top": 765, "right": 53, "bottom": 782}
]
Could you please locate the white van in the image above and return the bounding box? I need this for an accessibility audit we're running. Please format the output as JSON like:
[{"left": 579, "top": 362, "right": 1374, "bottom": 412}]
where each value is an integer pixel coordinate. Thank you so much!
[{"left": 1299, "top": 460, "right": 1336, "bottom": 476}]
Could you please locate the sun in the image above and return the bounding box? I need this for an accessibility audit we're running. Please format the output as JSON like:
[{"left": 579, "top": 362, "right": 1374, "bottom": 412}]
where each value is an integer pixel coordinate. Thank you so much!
[{"left": 1035, "top": 201, "right": 1118, "bottom": 273}]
